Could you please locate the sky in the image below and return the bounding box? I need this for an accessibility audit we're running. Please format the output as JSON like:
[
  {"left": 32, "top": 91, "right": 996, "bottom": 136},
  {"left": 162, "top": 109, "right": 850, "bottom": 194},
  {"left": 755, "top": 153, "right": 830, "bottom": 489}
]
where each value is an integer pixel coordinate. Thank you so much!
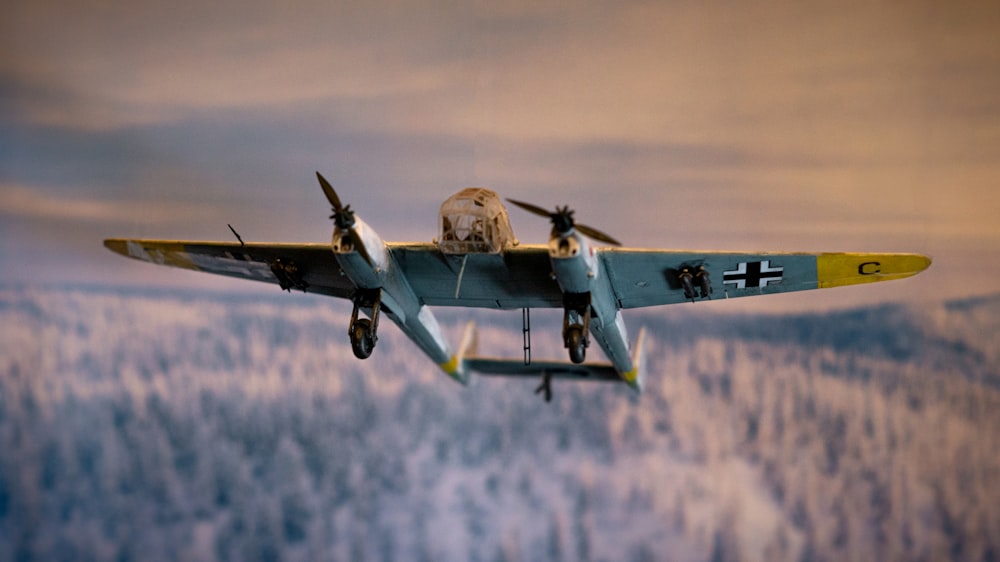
[{"left": 2, "top": 0, "right": 999, "bottom": 311}]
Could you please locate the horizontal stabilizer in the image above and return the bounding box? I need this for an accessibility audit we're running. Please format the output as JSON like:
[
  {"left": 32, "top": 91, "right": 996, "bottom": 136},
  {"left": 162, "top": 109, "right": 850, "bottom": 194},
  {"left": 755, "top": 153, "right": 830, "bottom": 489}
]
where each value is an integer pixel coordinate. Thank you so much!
[{"left": 464, "top": 357, "right": 623, "bottom": 383}]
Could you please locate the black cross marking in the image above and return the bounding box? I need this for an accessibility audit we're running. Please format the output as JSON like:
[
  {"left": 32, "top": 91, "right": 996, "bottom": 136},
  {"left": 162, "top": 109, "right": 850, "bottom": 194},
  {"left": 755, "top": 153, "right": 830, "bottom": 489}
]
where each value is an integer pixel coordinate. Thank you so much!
[{"left": 723, "top": 260, "right": 783, "bottom": 289}]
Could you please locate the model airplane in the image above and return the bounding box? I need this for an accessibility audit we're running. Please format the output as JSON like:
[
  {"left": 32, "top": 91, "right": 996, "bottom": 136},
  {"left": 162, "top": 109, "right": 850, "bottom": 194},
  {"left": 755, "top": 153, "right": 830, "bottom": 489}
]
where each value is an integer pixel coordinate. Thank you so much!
[{"left": 105, "top": 173, "right": 931, "bottom": 401}]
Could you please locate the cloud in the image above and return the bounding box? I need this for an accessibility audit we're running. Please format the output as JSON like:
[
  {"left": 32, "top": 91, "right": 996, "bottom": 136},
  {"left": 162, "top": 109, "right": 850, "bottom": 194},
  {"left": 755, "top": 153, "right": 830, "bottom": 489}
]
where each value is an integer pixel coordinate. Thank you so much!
[
  {"left": 1, "top": 0, "right": 998, "bottom": 301},
  {"left": 0, "top": 184, "right": 216, "bottom": 225},
  {"left": 2, "top": 0, "right": 487, "bottom": 130},
  {"left": 5, "top": 0, "right": 998, "bottom": 168}
]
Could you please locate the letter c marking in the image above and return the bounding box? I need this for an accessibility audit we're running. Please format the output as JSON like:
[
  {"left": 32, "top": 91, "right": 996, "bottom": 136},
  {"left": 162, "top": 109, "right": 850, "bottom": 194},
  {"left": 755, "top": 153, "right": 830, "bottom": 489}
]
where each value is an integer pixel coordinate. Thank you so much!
[{"left": 858, "top": 261, "right": 881, "bottom": 275}]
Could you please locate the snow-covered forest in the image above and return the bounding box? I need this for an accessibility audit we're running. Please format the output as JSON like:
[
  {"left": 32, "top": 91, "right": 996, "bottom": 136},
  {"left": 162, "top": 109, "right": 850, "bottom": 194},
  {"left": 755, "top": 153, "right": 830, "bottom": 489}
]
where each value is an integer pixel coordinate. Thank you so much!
[{"left": 1, "top": 287, "right": 998, "bottom": 561}]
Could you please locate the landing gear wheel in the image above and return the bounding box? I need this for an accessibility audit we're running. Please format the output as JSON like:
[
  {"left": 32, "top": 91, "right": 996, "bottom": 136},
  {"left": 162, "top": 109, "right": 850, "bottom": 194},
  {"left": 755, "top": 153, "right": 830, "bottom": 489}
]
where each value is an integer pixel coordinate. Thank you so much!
[
  {"left": 567, "top": 325, "right": 586, "bottom": 364},
  {"left": 350, "top": 318, "right": 376, "bottom": 359},
  {"left": 348, "top": 288, "right": 381, "bottom": 360}
]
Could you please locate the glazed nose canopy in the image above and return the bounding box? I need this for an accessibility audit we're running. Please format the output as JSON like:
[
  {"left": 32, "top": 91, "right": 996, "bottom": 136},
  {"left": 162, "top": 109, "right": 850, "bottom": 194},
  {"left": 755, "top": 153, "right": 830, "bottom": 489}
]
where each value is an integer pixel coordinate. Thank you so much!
[{"left": 438, "top": 188, "right": 516, "bottom": 254}]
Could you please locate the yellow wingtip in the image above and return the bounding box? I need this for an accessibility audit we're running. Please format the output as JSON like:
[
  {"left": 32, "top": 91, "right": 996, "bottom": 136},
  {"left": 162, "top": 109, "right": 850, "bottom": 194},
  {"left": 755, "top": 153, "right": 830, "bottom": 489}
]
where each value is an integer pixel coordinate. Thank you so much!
[{"left": 817, "top": 253, "right": 932, "bottom": 289}]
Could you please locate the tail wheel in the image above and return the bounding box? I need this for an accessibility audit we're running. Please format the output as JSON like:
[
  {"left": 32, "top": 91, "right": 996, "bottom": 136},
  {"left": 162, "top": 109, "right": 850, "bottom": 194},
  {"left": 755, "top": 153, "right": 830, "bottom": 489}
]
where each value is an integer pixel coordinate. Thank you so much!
[
  {"left": 567, "top": 325, "right": 586, "bottom": 364},
  {"left": 350, "top": 318, "right": 376, "bottom": 359}
]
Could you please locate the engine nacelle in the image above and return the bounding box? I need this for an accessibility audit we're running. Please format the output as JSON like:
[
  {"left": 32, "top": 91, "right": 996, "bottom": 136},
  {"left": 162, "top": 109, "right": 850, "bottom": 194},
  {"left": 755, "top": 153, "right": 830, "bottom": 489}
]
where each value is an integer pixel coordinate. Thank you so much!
[
  {"left": 548, "top": 232, "right": 600, "bottom": 294},
  {"left": 331, "top": 218, "right": 390, "bottom": 288}
]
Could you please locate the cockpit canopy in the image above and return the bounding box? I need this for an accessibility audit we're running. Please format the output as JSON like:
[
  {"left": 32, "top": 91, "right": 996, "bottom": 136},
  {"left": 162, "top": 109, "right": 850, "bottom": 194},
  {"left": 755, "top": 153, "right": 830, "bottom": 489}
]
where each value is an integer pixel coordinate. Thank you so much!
[{"left": 438, "top": 188, "right": 517, "bottom": 254}]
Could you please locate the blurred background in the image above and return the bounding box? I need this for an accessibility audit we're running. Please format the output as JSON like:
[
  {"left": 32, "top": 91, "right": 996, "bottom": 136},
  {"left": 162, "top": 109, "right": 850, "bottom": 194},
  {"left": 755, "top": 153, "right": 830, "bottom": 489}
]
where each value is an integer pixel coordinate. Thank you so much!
[{"left": 2, "top": 1, "right": 999, "bottom": 560}]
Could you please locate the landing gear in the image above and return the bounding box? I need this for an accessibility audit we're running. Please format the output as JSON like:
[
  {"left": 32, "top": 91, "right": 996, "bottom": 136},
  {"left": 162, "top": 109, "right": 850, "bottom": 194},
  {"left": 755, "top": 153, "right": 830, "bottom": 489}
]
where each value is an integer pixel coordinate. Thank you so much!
[
  {"left": 566, "top": 325, "right": 586, "bottom": 364},
  {"left": 350, "top": 318, "right": 376, "bottom": 359},
  {"left": 563, "top": 292, "right": 591, "bottom": 364},
  {"left": 349, "top": 289, "right": 382, "bottom": 359}
]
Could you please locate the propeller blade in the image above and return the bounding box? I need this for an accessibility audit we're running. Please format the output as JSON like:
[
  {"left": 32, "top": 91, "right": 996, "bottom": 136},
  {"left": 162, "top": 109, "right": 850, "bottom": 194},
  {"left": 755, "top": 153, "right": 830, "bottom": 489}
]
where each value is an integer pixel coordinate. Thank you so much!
[
  {"left": 315, "top": 172, "right": 372, "bottom": 263},
  {"left": 575, "top": 224, "right": 621, "bottom": 247},
  {"left": 348, "top": 230, "right": 374, "bottom": 265},
  {"left": 317, "top": 171, "right": 357, "bottom": 229},
  {"left": 316, "top": 171, "right": 343, "bottom": 211},
  {"left": 507, "top": 198, "right": 622, "bottom": 246},
  {"left": 506, "top": 198, "right": 554, "bottom": 219}
]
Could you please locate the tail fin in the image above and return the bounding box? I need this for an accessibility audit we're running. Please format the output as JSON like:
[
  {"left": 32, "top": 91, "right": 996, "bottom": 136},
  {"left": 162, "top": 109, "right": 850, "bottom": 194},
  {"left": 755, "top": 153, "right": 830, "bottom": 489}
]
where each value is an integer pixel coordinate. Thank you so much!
[
  {"left": 630, "top": 327, "right": 648, "bottom": 394},
  {"left": 439, "top": 321, "right": 477, "bottom": 385},
  {"left": 454, "top": 321, "right": 478, "bottom": 385}
]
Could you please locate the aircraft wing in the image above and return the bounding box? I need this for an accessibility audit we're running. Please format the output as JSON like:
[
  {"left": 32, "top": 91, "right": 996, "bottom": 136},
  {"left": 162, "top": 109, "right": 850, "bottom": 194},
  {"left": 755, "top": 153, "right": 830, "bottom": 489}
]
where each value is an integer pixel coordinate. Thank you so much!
[
  {"left": 106, "top": 239, "right": 930, "bottom": 310},
  {"left": 601, "top": 250, "right": 932, "bottom": 308},
  {"left": 103, "top": 239, "right": 356, "bottom": 299}
]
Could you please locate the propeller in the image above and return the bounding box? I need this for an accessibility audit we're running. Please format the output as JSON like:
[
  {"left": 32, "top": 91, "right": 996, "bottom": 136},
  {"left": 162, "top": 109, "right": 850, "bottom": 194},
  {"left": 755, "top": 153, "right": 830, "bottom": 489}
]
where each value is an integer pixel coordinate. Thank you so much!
[
  {"left": 316, "top": 172, "right": 373, "bottom": 263},
  {"left": 317, "top": 172, "right": 356, "bottom": 229},
  {"left": 506, "top": 198, "right": 622, "bottom": 246}
]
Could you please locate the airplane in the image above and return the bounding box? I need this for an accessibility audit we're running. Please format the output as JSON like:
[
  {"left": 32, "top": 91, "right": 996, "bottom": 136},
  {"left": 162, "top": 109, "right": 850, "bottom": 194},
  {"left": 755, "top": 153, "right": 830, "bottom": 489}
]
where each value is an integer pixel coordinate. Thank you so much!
[{"left": 104, "top": 173, "right": 931, "bottom": 401}]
